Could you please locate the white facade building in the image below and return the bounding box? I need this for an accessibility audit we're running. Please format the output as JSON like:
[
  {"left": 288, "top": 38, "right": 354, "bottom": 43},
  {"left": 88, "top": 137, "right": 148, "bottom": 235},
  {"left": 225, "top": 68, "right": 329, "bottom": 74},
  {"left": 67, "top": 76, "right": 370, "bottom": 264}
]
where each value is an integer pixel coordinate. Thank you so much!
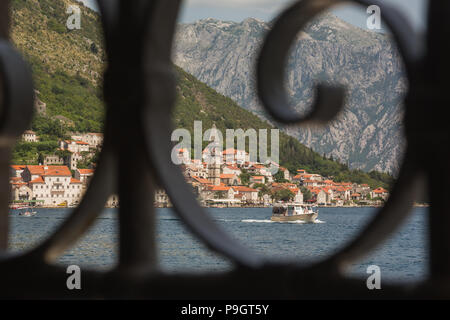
[
  {"left": 21, "top": 165, "right": 83, "bottom": 206},
  {"left": 75, "top": 168, "right": 94, "bottom": 186},
  {"left": 22, "top": 130, "right": 38, "bottom": 142},
  {"left": 60, "top": 140, "right": 90, "bottom": 153}
]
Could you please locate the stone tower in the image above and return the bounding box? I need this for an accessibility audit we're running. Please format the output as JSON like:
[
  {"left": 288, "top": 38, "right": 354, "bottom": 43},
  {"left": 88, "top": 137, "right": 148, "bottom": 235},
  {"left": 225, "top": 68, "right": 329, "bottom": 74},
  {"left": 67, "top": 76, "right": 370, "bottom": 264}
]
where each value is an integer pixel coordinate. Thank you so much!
[
  {"left": 208, "top": 161, "right": 221, "bottom": 186},
  {"left": 206, "top": 123, "right": 221, "bottom": 186}
]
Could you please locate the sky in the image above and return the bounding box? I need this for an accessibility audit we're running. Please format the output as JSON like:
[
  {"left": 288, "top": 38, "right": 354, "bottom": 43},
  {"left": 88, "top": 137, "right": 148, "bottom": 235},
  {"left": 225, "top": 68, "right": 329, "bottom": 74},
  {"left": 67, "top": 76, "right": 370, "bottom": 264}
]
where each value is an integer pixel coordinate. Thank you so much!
[{"left": 80, "top": 0, "right": 428, "bottom": 32}]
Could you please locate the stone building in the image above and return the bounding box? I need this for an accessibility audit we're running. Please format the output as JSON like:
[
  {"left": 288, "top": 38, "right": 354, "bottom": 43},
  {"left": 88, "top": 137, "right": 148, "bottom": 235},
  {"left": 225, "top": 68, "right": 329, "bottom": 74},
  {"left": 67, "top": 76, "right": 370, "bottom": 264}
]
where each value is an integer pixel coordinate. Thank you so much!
[
  {"left": 65, "top": 152, "right": 84, "bottom": 170},
  {"left": 10, "top": 165, "right": 26, "bottom": 178},
  {"left": 74, "top": 168, "right": 94, "bottom": 187},
  {"left": 18, "top": 165, "right": 83, "bottom": 206},
  {"left": 60, "top": 140, "right": 90, "bottom": 153},
  {"left": 44, "top": 155, "right": 64, "bottom": 166},
  {"left": 80, "top": 133, "right": 104, "bottom": 149},
  {"left": 22, "top": 130, "right": 38, "bottom": 142}
]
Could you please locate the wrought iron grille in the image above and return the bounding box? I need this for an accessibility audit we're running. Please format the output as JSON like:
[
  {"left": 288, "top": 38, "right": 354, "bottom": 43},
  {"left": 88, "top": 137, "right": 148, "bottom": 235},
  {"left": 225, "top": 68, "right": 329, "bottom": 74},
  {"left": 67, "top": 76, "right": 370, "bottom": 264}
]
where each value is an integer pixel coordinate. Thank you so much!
[{"left": 0, "top": 0, "right": 447, "bottom": 299}]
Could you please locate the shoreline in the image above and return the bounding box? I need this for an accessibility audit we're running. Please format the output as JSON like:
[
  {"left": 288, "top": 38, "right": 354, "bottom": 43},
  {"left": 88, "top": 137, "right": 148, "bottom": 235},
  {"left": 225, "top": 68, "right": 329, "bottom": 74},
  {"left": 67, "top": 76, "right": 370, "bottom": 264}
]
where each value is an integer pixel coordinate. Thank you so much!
[{"left": 10, "top": 204, "right": 430, "bottom": 209}]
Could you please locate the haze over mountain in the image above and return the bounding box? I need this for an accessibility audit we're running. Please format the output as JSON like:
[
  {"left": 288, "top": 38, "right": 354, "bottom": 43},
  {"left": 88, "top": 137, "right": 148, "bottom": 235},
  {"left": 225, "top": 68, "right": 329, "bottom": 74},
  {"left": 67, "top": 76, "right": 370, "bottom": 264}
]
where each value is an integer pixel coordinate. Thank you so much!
[{"left": 173, "top": 14, "right": 407, "bottom": 174}]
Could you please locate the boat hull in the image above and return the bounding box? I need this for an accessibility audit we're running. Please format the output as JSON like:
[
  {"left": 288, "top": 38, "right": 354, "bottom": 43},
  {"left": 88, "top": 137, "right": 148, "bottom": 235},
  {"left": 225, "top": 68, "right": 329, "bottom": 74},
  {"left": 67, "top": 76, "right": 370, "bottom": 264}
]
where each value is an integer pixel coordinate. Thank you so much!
[{"left": 271, "top": 213, "right": 318, "bottom": 223}]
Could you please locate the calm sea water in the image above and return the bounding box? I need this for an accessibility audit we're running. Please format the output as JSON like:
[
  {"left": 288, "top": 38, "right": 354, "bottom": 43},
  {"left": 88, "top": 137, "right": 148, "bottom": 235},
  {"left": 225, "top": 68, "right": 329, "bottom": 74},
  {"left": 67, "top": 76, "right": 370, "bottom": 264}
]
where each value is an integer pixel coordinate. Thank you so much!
[{"left": 8, "top": 207, "right": 428, "bottom": 282}]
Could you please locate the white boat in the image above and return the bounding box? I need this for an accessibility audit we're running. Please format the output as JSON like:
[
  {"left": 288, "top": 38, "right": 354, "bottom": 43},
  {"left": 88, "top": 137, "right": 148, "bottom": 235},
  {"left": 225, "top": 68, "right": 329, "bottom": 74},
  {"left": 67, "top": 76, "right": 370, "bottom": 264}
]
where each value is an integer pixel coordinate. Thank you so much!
[
  {"left": 271, "top": 204, "right": 318, "bottom": 222},
  {"left": 17, "top": 207, "right": 37, "bottom": 217}
]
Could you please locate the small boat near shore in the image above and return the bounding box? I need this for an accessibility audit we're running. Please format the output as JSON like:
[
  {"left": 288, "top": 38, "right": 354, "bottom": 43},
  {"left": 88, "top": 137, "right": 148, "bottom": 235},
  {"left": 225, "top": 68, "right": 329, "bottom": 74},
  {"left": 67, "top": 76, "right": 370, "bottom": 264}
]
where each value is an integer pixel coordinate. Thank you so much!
[
  {"left": 271, "top": 204, "right": 318, "bottom": 223},
  {"left": 16, "top": 206, "right": 37, "bottom": 217}
]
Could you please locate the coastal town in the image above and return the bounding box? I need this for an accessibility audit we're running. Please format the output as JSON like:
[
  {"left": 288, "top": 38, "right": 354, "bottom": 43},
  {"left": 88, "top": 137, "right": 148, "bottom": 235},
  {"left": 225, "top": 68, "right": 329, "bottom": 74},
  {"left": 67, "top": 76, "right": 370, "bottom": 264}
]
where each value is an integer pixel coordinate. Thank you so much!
[
  {"left": 10, "top": 127, "right": 389, "bottom": 209},
  {"left": 10, "top": 129, "right": 120, "bottom": 208},
  {"left": 155, "top": 147, "right": 390, "bottom": 208}
]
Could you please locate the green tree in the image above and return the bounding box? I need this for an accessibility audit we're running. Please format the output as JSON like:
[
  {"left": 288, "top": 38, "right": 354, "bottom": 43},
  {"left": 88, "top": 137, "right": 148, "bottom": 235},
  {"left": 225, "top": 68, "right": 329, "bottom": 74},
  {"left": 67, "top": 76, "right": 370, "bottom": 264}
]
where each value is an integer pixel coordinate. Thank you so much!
[
  {"left": 214, "top": 191, "right": 226, "bottom": 199},
  {"left": 254, "top": 184, "right": 270, "bottom": 198},
  {"left": 274, "top": 170, "right": 289, "bottom": 183},
  {"left": 301, "top": 187, "right": 312, "bottom": 202},
  {"left": 239, "top": 170, "right": 251, "bottom": 186},
  {"left": 272, "top": 189, "right": 295, "bottom": 202}
]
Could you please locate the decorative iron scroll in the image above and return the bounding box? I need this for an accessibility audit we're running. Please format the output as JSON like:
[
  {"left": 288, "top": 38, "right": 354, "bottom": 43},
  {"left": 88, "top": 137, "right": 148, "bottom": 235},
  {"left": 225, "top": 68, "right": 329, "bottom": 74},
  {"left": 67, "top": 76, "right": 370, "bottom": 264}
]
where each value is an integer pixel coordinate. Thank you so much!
[{"left": 0, "top": 0, "right": 447, "bottom": 299}]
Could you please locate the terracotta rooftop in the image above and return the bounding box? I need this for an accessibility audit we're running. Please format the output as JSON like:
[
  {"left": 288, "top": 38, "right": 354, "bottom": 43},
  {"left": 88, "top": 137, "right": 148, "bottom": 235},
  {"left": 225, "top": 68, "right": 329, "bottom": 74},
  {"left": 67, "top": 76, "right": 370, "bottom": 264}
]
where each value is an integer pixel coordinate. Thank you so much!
[
  {"left": 220, "top": 174, "right": 236, "bottom": 179},
  {"left": 29, "top": 176, "right": 44, "bottom": 184},
  {"left": 209, "top": 185, "right": 231, "bottom": 191},
  {"left": 191, "top": 176, "right": 212, "bottom": 185},
  {"left": 70, "top": 178, "right": 82, "bottom": 184},
  {"left": 77, "top": 169, "right": 94, "bottom": 175},
  {"left": 232, "top": 186, "right": 257, "bottom": 192},
  {"left": 26, "top": 165, "right": 71, "bottom": 176},
  {"left": 11, "top": 165, "right": 26, "bottom": 171}
]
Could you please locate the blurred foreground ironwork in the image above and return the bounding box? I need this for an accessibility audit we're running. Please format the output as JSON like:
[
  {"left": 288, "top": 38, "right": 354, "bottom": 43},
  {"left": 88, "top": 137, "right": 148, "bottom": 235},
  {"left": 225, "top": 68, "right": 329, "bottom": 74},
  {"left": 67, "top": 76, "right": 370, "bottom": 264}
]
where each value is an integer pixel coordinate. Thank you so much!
[{"left": 0, "top": 0, "right": 448, "bottom": 299}]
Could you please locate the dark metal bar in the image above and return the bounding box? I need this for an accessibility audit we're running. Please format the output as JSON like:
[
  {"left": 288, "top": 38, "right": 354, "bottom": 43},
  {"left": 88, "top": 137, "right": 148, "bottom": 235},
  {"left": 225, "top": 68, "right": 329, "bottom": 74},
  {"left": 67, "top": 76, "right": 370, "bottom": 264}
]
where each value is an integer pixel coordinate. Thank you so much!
[
  {"left": 0, "top": 147, "right": 10, "bottom": 250},
  {"left": 1, "top": 0, "right": 450, "bottom": 299},
  {"left": 0, "top": 0, "right": 9, "bottom": 39},
  {"left": 424, "top": 0, "right": 450, "bottom": 279},
  {"left": 0, "top": 0, "right": 9, "bottom": 251},
  {"left": 117, "top": 131, "right": 157, "bottom": 272}
]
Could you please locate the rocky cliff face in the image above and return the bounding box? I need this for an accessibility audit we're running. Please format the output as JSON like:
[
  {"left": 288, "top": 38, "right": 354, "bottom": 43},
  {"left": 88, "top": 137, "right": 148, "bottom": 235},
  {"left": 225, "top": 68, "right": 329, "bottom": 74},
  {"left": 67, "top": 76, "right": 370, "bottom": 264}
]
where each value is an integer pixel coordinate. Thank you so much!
[{"left": 173, "top": 14, "right": 407, "bottom": 174}]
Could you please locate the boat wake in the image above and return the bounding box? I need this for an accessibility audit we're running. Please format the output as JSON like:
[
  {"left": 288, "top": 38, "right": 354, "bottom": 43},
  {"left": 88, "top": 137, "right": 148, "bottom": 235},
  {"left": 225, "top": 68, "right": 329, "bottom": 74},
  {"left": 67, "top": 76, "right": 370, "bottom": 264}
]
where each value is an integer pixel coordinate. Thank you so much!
[{"left": 242, "top": 219, "right": 325, "bottom": 224}]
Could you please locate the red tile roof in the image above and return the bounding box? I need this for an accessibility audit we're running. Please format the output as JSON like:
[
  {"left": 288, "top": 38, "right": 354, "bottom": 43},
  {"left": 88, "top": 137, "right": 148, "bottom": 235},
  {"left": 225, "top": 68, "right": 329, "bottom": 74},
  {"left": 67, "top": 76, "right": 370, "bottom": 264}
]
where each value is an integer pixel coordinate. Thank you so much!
[
  {"left": 12, "top": 182, "right": 27, "bottom": 186},
  {"left": 70, "top": 178, "right": 82, "bottom": 184},
  {"left": 29, "top": 177, "right": 44, "bottom": 184},
  {"left": 192, "top": 176, "right": 212, "bottom": 185},
  {"left": 77, "top": 169, "right": 94, "bottom": 175},
  {"left": 11, "top": 165, "right": 26, "bottom": 171},
  {"left": 26, "top": 165, "right": 71, "bottom": 177},
  {"left": 43, "top": 168, "right": 72, "bottom": 176},
  {"left": 251, "top": 164, "right": 265, "bottom": 169},
  {"left": 232, "top": 186, "right": 257, "bottom": 192},
  {"left": 373, "top": 187, "right": 388, "bottom": 194},
  {"left": 220, "top": 174, "right": 235, "bottom": 179},
  {"left": 209, "top": 185, "right": 231, "bottom": 191}
]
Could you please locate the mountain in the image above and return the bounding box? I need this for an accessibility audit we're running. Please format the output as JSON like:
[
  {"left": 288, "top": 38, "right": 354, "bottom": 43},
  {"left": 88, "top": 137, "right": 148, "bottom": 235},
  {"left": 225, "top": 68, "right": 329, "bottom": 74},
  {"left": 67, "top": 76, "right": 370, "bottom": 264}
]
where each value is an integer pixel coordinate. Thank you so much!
[
  {"left": 173, "top": 15, "right": 407, "bottom": 174},
  {"left": 11, "top": 0, "right": 105, "bottom": 132},
  {"left": 9, "top": 0, "right": 392, "bottom": 188},
  {"left": 173, "top": 65, "right": 393, "bottom": 189}
]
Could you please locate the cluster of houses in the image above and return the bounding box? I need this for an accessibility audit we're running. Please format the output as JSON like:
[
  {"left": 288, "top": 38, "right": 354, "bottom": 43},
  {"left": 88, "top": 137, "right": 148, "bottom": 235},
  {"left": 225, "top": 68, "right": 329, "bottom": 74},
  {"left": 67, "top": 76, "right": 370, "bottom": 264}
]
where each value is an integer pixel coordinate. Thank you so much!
[
  {"left": 10, "top": 164, "right": 119, "bottom": 208},
  {"left": 21, "top": 131, "right": 103, "bottom": 170},
  {"left": 154, "top": 147, "right": 390, "bottom": 207},
  {"left": 15, "top": 128, "right": 389, "bottom": 208},
  {"left": 11, "top": 131, "right": 120, "bottom": 207}
]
